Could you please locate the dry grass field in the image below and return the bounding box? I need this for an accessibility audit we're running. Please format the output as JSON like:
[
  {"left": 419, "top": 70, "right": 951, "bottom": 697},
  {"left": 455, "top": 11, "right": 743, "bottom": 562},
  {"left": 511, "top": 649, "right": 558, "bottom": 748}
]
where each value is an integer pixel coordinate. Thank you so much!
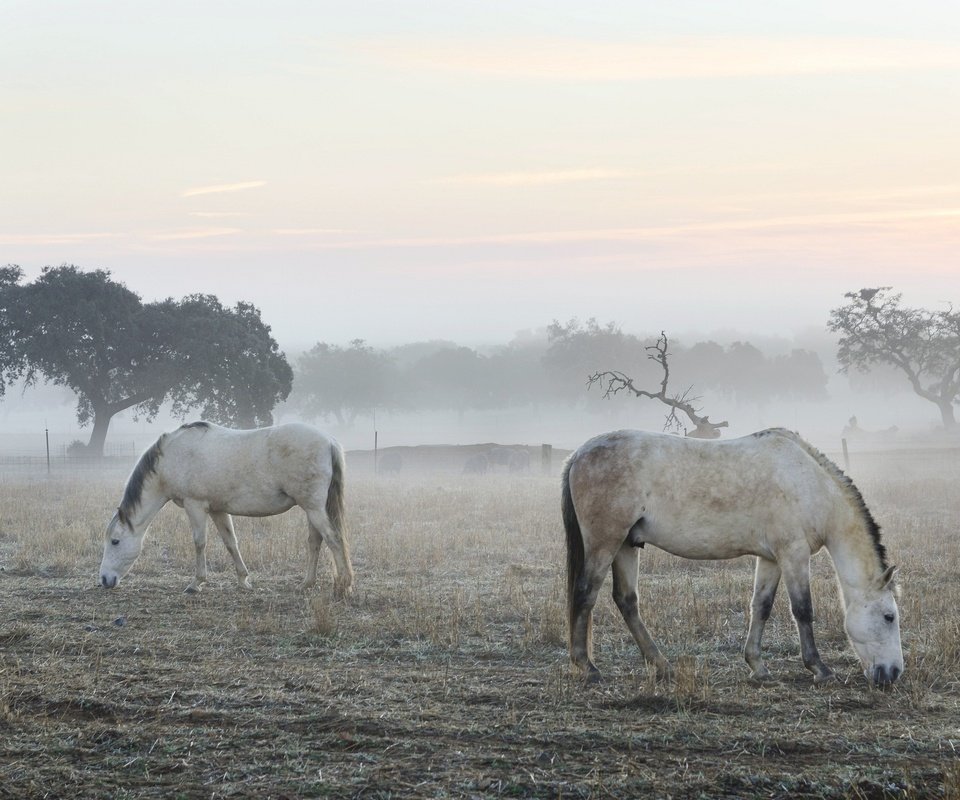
[{"left": 1, "top": 449, "right": 959, "bottom": 799}]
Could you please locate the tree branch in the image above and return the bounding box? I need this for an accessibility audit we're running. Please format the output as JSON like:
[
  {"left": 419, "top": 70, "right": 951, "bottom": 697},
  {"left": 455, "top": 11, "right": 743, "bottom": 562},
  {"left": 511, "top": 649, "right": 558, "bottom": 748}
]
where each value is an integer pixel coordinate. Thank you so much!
[{"left": 588, "top": 332, "right": 729, "bottom": 437}]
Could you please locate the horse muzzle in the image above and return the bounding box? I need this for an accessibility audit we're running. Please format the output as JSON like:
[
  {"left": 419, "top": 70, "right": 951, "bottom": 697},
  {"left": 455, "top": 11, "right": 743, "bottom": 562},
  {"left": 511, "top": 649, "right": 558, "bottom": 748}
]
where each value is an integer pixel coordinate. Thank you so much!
[
  {"left": 100, "top": 574, "right": 119, "bottom": 589},
  {"left": 869, "top": 664, "right": 902, "bottom": 687}
]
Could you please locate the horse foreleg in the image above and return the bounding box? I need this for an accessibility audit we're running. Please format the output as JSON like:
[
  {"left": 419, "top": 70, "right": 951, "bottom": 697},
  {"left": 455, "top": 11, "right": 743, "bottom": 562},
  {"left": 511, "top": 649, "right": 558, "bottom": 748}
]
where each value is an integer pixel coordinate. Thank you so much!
[
  {"left": 210, "top": 512, "right": 252, "bottom": 590},
  {"left": 305, "top": 508, "right": 354, "bottom": 598},
  {"left": 782, "top": 556, "right": 834, "bottom": 684},
  {"left": 744, "top": 556, "right": 781, "bottom": 682},
  {"left": 612, "top": 544, "right": 671, "bottom": 679},
  {"left": 183, "top": 502, "right": 208, "bottom": 594}
]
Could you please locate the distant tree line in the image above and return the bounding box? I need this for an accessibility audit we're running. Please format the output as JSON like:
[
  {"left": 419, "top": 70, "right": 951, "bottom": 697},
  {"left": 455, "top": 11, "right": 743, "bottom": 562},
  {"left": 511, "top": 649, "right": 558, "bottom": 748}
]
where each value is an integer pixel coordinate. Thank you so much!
[
  {"left": 289, "top": 318, "right": 829, "bottom": 426},
  {"left": 13, "top": 266, "right": 946, "bottom": 451}
]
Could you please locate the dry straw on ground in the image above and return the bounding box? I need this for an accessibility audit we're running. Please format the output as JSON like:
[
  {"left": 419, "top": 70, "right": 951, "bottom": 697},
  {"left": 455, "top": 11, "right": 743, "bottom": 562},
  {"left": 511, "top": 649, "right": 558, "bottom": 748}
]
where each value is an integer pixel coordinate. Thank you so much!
[{"left": 0, "top": 448, "right": 958, "bottom": 798}]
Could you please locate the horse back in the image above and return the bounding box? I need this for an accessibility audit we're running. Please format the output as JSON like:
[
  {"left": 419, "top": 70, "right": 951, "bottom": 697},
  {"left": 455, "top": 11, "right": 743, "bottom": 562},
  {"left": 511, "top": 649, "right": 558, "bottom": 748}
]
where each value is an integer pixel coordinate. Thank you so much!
[
  {"left": 567, "top": 429, "right": 837, "bottom": 561},
  {"left": 160, "top": 423, "right": 340, "bottom": 512}
]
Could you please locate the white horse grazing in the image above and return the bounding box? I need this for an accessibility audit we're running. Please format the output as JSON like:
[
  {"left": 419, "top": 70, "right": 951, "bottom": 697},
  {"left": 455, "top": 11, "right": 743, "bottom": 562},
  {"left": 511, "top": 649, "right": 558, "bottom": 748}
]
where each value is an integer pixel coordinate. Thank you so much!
[
  {"left": 99, "top": 422, "right": 352, "bottom": 596},
  {"left": 562, "top": 428, "right": 903, "bottom": 687}
]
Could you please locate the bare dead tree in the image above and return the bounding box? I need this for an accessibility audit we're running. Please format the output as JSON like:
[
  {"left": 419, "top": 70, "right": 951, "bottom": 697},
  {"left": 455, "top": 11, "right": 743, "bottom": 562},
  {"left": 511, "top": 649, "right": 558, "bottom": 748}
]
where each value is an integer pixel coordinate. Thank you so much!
[{"left": 587, "top": 332, "right": 730, "bottom": 438}]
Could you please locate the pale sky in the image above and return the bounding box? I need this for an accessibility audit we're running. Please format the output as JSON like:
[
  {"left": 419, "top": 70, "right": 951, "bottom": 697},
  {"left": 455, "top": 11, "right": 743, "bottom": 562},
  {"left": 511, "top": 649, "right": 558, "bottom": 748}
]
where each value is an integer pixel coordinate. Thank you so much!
[{"left": 3, "top": 1, "right": 960, "bottom": 348}]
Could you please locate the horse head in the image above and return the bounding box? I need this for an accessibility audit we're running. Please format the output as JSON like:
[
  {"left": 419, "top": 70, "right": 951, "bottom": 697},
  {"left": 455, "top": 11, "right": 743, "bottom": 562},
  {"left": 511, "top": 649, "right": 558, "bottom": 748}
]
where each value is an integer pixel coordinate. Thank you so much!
[
  {"left": 99, "top": 509, "right": 146, "bottom": 589},
  {"left": 843, "top": 566, "right": 904, "bottom": 686}
]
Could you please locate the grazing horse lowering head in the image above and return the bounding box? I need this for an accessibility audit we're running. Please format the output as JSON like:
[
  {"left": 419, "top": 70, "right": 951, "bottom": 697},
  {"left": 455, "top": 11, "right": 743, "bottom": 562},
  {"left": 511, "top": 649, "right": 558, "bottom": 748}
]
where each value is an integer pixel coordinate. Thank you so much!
[
  {"left": 843, "top": 565, "right": 903, "bottom": 686},
  {"left": 562, "top": 428, "right": 905, "bottom": 688},
  {"left": 100, "top": 508, "right": 145, "bottom": 589},
  {"left": 97, "top": 422, "right": 353, "bottom": 596}
]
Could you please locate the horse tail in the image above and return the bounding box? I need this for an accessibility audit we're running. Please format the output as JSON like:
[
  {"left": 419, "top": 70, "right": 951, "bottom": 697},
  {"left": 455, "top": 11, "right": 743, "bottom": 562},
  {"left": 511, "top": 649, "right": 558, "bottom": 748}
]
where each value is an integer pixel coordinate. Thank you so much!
[
  {"left": 326, "top": 442, "right": 346, "bottom": 537},
  {"left": 562, "top": 457, "right": 588, "bottom": 654}
]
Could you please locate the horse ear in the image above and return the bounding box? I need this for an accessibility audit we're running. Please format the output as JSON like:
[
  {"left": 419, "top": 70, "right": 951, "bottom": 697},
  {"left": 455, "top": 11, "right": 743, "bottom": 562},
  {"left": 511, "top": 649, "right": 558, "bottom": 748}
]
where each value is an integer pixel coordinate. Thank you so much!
[{"left": 877, "top": 565, "right": 897, "bottom": 591}]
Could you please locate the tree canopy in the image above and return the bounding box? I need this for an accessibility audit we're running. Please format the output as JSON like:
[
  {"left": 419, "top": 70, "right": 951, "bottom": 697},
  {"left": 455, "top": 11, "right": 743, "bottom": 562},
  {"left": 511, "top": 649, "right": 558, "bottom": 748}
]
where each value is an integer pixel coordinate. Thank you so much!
[
  {"left": 0, "top": 265, "right": 293, "bottom": 455},
  {"left": 542, "top": 318, "right": 652, "bottom": 407},
  {"left": 828, "top": 288, "right": 960, "bottom": 429},
  {"left": 295, "top": 339, "right": 397, "bottom": 425}
]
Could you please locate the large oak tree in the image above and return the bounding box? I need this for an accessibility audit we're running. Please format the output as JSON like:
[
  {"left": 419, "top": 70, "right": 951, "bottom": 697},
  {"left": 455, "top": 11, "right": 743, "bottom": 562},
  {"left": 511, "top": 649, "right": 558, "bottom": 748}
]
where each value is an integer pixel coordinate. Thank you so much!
[
  {"left": 828, "top": 287, "right": 960, "bottom": 430},
  {"left": 1, "top": 265, "right": 293, "bottom": 455}
]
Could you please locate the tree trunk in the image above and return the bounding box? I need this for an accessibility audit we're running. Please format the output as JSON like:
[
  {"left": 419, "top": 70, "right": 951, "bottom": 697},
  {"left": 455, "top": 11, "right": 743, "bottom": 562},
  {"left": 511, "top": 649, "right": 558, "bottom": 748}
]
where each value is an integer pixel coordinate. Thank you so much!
[
  {"left": 938, "top": 400, "right": 957, "bottom": 430},
  {"left": 86, "top": 407, "right": 114, "bottom": 458}
]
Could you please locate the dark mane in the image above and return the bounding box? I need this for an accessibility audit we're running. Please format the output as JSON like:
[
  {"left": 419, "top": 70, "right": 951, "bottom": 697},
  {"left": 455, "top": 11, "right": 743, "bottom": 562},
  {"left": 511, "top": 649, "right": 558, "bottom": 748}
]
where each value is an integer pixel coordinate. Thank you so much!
[
  {"left": 180, "top": 421, "right": 211, "bottom": 430},
  {"left": 760, "top": 428, "right": 888, "bottom": 571},
  {"left": 118, "top": 438, "right": 164, "bottom": 525},
  {"left": 827, "top": 463, "right": 887, "bottom": 571}
]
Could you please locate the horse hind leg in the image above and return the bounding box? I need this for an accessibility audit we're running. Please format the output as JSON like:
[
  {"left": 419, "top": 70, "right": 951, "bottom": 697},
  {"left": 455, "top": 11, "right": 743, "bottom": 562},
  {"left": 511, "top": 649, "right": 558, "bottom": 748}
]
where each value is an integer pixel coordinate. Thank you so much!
[
  {"left": 569, "top": 523, "right": 630, "bottom": 683},
  {"left": 210, "top": 512, "right": 253, "bottom": 590},
  {"left": 744, "top": 556, "right": 781, "bottom": 682},
  {"left": 569, "top": 555, "right": 607, "bottom": 683},
  {"left": 300, "top": 522, "right": 323, "bottom": 592},
  {"left": 303, "top": 507, "right": 354, "bottom": 598},
  {"left": 612, "top": 544, "right": 671, "bottom": 679}
]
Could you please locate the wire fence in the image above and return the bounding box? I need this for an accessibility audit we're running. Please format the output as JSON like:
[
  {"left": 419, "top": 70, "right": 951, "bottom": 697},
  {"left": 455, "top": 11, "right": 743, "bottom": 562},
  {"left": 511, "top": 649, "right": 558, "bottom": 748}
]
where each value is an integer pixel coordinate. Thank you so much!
[
  {"left": 0, "top": 454, "right": 137, "bottom": 477},
  {"left": 0, "top": 437, "right": 140, "bottom": 477},
  {"left": 832, "top": 444, "right": 960, "bottom": 483},
  {"left": 1, "top": 434, "right": 957, "bottom": 482}
]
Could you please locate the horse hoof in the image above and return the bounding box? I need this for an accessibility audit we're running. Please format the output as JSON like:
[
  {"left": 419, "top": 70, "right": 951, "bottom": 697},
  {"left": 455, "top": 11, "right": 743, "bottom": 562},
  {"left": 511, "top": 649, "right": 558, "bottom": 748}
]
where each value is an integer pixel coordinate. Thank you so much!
[
  {"left": 585, "top": 669, "right": 604, "bottom": 685},
  {"left": 239, "top": 579, "right": 253, "bottom": 590},
  {"left": 184, "top": 584, "right": 202, "bottom": 594},
  {"left": 750, "top": 670, "right": 777, "bottom": 685},
  {"left": 813, "top": 671, "right": 836, "bottom": 686}
]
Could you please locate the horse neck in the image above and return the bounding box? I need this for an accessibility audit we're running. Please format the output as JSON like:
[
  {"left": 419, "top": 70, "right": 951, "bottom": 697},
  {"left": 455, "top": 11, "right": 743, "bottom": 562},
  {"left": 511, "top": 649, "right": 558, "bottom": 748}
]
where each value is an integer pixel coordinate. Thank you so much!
[
  {"left": 124, "top": 476, "right": 169, "bottom": 533},
  {"left": 824, "top": 506, "right": 882, "bottom": 603}
]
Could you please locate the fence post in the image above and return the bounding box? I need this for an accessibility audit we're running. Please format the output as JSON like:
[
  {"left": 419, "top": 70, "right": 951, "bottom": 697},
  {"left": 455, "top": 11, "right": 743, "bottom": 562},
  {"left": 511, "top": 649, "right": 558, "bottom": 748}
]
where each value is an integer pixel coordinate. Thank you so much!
[
  {"left": 45, "top": 426, "right": 51, "bottom": 475},
  {"left": 541, "top": 443, "right": 553, "bottom": 475},
  {"left": 841, "top": 438, "right": 850, "bottom": 472}
]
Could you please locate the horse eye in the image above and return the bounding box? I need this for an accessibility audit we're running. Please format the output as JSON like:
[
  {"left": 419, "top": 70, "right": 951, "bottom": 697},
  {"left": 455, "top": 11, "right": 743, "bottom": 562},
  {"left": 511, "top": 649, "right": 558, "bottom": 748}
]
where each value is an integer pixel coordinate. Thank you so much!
[
  {"left": 884, "top": 613, "right": 895, "bottom": 623},
  {"left": 111, "top": 539, "right": 120, "bottom": 546}
]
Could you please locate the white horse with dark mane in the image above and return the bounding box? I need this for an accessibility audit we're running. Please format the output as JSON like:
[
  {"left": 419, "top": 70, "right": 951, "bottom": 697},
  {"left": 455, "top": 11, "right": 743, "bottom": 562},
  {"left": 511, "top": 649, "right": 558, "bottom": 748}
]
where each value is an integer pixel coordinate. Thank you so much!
[
  {"left": 562, "top": 428, "right": 903, "bottom": 687},
  {"left": 99, "top": 422, "right": 353, "bottom": 596}
]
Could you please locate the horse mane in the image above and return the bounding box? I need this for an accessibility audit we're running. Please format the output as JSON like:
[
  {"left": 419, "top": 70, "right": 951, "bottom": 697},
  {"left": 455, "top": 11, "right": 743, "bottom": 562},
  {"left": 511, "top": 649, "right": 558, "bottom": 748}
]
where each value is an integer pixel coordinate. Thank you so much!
[
  {"left": 754, "top": 428, "right": 888, "bottom": 571},
  {"left": 118, "top": 437, "right": 165, "bottom": 525},
  {"left": 179, "top": 421, "right": 211, "bottom": 430}
]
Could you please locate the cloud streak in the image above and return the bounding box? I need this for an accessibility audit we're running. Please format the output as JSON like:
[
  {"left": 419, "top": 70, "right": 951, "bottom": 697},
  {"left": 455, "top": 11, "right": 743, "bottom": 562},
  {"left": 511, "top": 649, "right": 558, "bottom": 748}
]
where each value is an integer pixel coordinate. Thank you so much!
[
  {"left": 428, "top": 168, "right": 632, "bottom": 187},
  {"left": 298, "top": 207, "right": 960, "bottom": 250},
  {"left": 189, "top": 211, "right": 251, "bottom": 218},
  {"left": 181, "top": 181, "right": 267, "bottom": 198},
  {"left": 428, "top": 163, "right": 789, "bottom": 188},
  {"left": 149, "top": 227, "right": 242, "bottom": 241},
  {"left": 0, "top": 232, "right": 121, "bottom": 245},
  {"left": 359, "top": 36, "right": 960, "bottom": 81},
  {"left": 272, "top": 227, "right": 357, "bottom": 236}
]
